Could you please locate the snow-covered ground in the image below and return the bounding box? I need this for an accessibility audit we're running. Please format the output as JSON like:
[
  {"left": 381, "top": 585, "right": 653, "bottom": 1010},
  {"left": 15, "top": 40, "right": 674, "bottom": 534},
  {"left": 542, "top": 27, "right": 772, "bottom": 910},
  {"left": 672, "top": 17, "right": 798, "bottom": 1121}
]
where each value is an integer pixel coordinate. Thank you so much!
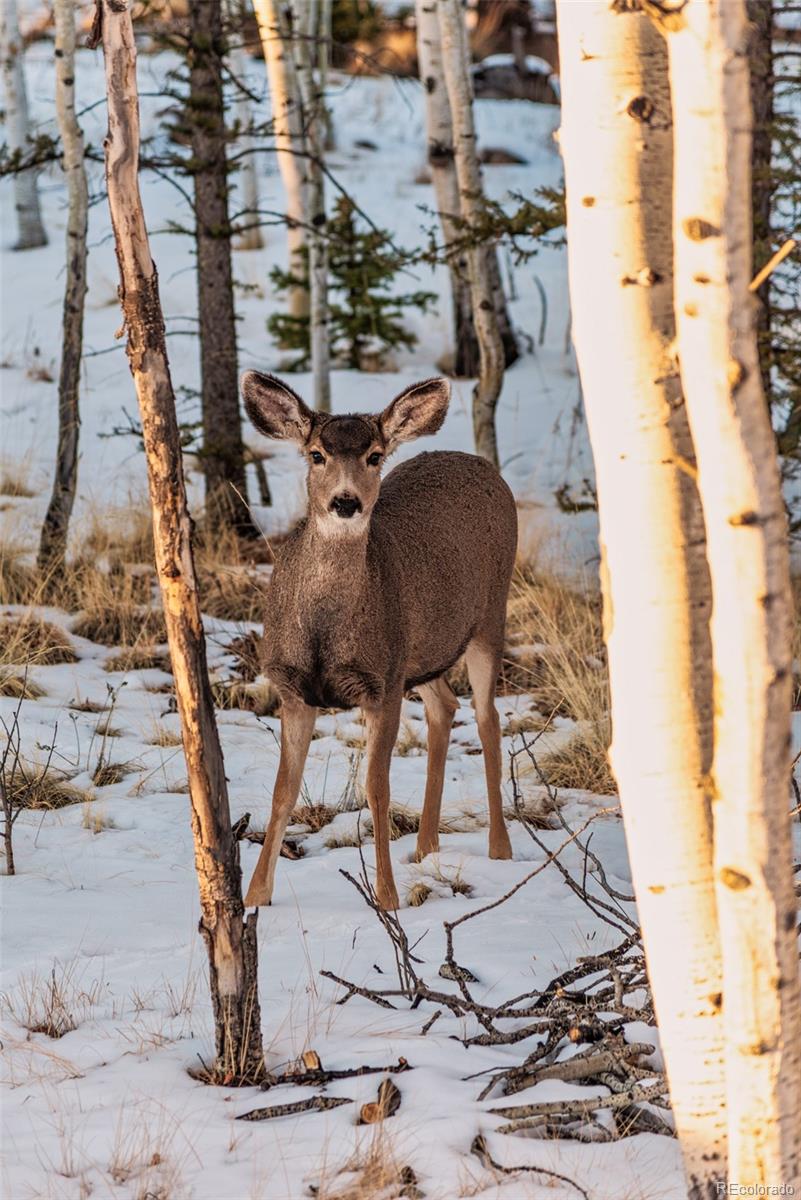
[{"left": 0, "top": 37, "right": 692, "bottom": 1200}]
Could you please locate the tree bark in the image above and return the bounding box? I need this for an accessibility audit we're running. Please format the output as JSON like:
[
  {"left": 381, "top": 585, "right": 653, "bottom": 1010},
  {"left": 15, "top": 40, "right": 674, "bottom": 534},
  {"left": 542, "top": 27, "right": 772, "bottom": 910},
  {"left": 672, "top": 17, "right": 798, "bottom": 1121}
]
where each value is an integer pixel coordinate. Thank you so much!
[
  {"left": 293, "top": 0, "right": 330, "bottom": 411},
  {"left": 556, "top": 4, "right": 727, "bottom": 1194},
  {"left": 253, "top": 0, "right": 310, "bottom": 322},
  {"left": 38, "top": 0, "right": 88, "bottom": 573},
  {"left": 227, "top": 0, "right": 264, "bottom": 252},
  {"left": 660, "top": 0, "right": 801, "bottom": 1185},
  {"left": 746, "top": 0, "right": 773, "bottom": 401},
  {"left": 0, "top": 0, "right": 47, "bottom": 249},
  {"left": 187, "top": 0, "right": 256, "bottom": 536},
  {"left": 93, "top": 0, "right": 264, "bottom": 1083},
  {"left": 438, "top": 0, "right": 505, "bottom": 465}
]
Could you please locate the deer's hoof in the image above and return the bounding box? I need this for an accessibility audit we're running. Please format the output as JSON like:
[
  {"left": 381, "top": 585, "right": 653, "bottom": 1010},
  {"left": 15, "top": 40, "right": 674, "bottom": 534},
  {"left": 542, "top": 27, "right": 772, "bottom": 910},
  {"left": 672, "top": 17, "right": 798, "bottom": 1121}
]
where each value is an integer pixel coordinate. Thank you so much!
[
  {"left": 376, "top": 885, "right": 400, "bottom": 912},
  {"left": 412, "top": 839, "right": 439, "bottom": 863},
  {"left": 489, "top": 832, "right": 513, "bottom": 861},
  {"left": 244, "top": 883, "right": 273, "bottom": 908}
]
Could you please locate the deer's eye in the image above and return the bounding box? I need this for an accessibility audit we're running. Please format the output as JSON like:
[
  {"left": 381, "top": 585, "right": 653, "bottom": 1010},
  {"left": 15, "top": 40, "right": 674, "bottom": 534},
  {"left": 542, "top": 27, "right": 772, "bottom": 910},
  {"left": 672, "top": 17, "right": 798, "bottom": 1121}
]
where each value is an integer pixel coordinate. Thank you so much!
[
  {"left": 367, "top": 451, "right": 382, "bottom": 467},
  {"left": 309, "top": 450, "right": 325, "bottom": 465}
]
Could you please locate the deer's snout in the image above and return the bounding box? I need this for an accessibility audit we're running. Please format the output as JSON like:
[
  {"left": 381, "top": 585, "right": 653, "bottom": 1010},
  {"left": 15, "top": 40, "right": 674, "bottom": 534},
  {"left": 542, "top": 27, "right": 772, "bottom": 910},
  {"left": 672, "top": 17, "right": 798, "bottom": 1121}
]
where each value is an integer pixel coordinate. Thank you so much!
[{"left": 330, "top": 494, "right": 362, "bottom": 519}]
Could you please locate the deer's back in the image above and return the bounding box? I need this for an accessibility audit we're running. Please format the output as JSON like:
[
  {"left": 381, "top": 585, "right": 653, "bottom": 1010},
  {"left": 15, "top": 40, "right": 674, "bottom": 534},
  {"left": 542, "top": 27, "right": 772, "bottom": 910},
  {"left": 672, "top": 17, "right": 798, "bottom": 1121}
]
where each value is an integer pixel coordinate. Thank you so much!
[{"left": 372, "top": 451, "right": 517, "bottom": 685}]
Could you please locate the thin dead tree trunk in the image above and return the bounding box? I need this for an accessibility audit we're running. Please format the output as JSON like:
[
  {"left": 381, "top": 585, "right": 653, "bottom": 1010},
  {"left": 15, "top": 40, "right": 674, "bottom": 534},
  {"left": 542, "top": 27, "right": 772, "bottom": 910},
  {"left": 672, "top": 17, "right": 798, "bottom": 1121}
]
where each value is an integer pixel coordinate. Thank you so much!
[
  {"left": 658, "top": 0, "right": 801, "bottom": 1184},
  {"left": 38, "top": 0, "right": 88, "bottom": 573},
  {"left": 227, "top": 0, "right": 264, "bottom": 251},
  {"left": 92, "top": 0, "right": 264, "bottom": 1083},
  {"left": 556, "top": 3, "right": 726, "bottom": 1194},
  {"left": 438, "top": 0, "right": 504, "bottom": 466},
  {"left": 293, "top": 0, "right": 330, "bottom": 411},
  {"left": 416, "top": 0, "right": 479, "bottom": 377},
  {"left": 187, "top": 0, "right": 257, "bottom": 537},
  {"left": 253, "top": 0, "right": 309, "bottom": 322},
  {"left": 0, "top": 0, "right": 47, "bottom": 249},
  {"left": 746, "top": 0, "right": 773, "bottom": 401}
]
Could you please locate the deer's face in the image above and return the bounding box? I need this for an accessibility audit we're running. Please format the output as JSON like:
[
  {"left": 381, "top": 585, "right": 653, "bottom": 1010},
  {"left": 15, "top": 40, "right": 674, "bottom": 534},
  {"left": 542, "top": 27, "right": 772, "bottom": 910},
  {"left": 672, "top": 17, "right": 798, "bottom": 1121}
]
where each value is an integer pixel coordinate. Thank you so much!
[
  {"left": 304, "top": 416, "right": 385, "bottom": 536},
  {"left": 241, "top": 372, "right": 451, "bottom": 538}
]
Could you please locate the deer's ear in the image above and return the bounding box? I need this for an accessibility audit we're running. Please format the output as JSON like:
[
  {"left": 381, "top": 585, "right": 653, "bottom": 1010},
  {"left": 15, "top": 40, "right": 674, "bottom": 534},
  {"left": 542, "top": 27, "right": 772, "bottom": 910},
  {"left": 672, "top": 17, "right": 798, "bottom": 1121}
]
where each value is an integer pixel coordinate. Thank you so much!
[
  {"left": 241, "top": 371, "right": 313, "bottom": 443},
  {"left": 379, "top": 377, "right": 450, "bottom": 451}
]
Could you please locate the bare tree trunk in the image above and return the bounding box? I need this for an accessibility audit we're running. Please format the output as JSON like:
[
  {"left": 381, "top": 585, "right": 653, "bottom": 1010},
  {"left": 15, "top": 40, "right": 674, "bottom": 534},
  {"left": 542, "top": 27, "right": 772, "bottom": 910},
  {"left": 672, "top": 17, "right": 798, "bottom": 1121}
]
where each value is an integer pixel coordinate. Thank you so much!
[
  {"left": 438, "top": 0, "right": 504, "bottom": 466},
  {"left": 660, "top": 0, "right": 801, "bottom": 1185},
  {"left": 0, "top": 0, "right": 47, "bottom": 249},
  {"left": 556, "top": 4, "right": 726, "bottom": 1193},
  {"left": 253, "top": 0, "right": 309, "bottom": 322},
  {"left": 746, "top": 0, "right": 773, "bottom": 401},
  {"left": 293, "top": 0, "right": 330, "bottom": 411},
  {"left": 187, "top": 0, "right": 257, "bottom": 537},
  {"left": 93, "top": 0, "right": 264, "bottom": 1083},
  {"left": 227, "top": 0, "right": 264, "bottom": 251},
  {"left": 38, "top": 0, "right": 87, "bottom": 573}
]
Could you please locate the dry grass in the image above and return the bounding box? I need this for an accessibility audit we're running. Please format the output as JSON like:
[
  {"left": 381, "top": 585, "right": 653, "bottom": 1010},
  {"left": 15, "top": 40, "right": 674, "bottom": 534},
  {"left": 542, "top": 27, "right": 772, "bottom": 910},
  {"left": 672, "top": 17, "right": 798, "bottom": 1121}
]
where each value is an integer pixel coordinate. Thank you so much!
[
  {"left": 0, "top": 541, "right": 39, "bottom": 605},
  {"left": 537, "top": 721, "right": 617, "bottom": 796},
  {"left": 2, "top": 759, "right": 90, "bottom": 810},
  {"left": 502, "top": 711, "right": 550, "bottom": 737},
  {"left": 92, "top": 758, "right": 140, "bottom": 788},
  {"left": 82, "top": 504, "right": 154, "bottom": 568},
  {"left": 147, "top": 724, "right": 183, "bottom": 748},
  {"left": 68, "top": 696, "right": 106, "bottom": 713},
  {"left": 195, "top": 525, "right": 271, "bottom": 623},
  {"left": 395, "top": 720, "right": 426, "bottom": 757},
  {"left": 291, "top": 803, "right": 339, "bottom": 833},
  {"left": 0, "top": 670, "right": 45, "bottom": 700},
  {"left": 211, "top": 677, "right": 280, "bottom": 716},
  {"left": 71, "top": 583, "right": 166, "bottom": 646},
  {"left": 105, "top": 645, "right": 172, "bottom": 674},
  {"left": 505, "top": 790, "right": 563, "bottom": 829},
  {"left": 0, "top": 616, "right": 78, "bottom": 667},
  {"left": 0, "top": 466, "right": 35, "bottom": 497},
  {"left": 406, "top": 881, "right": 433, "bottom": 907},
  {"left": 82, "top": 802, "right": 116, "bottom": 834},
  {"left": 1, "top": 961, "right": 104, "bottom": 1039},
  {"left": 311, "top": 1131, "right": 419, "bottom": 1200}
]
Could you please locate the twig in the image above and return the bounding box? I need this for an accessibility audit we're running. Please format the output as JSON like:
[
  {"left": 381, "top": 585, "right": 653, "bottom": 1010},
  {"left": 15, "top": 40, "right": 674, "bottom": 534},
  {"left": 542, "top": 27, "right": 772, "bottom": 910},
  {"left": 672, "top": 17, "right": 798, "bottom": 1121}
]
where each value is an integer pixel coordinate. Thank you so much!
[
  {"left": 237, "top": 1095, "right": 352, "bottom": 1121},
  {"left": 471, "top": 1134, "right": 590, "bottom": 1200}
]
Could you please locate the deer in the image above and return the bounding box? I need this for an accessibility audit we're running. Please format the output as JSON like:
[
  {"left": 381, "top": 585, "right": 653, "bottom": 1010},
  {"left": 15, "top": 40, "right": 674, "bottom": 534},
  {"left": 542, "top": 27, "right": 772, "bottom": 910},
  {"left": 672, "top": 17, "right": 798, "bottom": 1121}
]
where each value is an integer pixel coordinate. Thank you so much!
[{"left": 240, "top": 371, "right": 517, "bottom": 911}]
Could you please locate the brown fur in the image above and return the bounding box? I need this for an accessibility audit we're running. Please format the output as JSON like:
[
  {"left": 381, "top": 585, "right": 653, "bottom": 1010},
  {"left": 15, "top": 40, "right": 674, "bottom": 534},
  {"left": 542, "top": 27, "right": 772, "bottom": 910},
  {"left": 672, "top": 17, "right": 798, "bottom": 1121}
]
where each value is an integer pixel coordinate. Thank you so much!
[{"left": 240, "top": 372, "right": 516, "bottom": 909}]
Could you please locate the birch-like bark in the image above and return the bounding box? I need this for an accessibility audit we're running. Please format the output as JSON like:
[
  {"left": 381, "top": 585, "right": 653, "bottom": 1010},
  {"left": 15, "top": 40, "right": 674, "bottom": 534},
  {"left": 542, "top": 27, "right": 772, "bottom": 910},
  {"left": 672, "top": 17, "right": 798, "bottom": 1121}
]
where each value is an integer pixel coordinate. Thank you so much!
[
  {"left": 556, "top": 3, "right": 727, "bottom": 1194},
  {"left": 38, "top": 0, "right": 88, "bottom": 572},
  {"left": 746, "top": 0, "right": 773, "bottom": 400},
  {"left": 227, "top": 0, "right": 263, "bottom": 251},
  {"left": 293, "top": 0, "right": 330, "bottom": 411},
  {"left": 437, "top": 0, "right": 504, "bottom": 465},
  {"left": 0, "top": 0, "right": 47, "bottom": 249},
  {"left": 93, "top": 0, "right": 264, "bottom": 1083},
  {"left": 253, "top": 0, "right": 309, "bottom": 321},
  {"left": 659, "top": 0, "right": 801, "bottom": 1184}
]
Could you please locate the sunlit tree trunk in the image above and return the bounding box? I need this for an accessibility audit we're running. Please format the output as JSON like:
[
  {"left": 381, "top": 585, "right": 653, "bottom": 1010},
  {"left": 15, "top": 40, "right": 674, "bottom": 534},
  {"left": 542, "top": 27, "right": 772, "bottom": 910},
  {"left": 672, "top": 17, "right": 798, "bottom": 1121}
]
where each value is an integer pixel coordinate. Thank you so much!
[
  {"left": 293, "top": 0, "right": 330, "bottom": 411},
  {"left": 94, "top": 0, "right": 264, "bottom": 1083},
  {"left": 227, "top": 0, "right": 264, "bottom": 251},
  {"left": 38, "top": 0, "right": 87, "bottom": 572},
  {"left": 0, "top": 0, "right": 47, "bottom": 249},
  {"left": 556, "top": 3, "right": 727, "bottom": 1194},
  {"left": 659, "top": 0, "right": 801, "bottom": 1184},
  {"left": 438, "top": 0, "right": 504, "bottom": 465},
  {"left": 253, "top": 0, "right": 309, "bottom": 322},
  {"left": 187, "top": 0, "right": 256, "bottom": 536}
]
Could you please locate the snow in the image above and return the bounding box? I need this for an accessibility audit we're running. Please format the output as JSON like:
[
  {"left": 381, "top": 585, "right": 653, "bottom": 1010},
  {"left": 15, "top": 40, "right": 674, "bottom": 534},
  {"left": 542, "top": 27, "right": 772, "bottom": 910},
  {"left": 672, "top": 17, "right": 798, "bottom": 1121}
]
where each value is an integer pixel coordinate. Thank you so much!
[
  {"left": 0, "top": 39, "right": 694, "bottom": 1200},
  {"left": 471, "top": 53, "right": 555, "bottom": 78}
]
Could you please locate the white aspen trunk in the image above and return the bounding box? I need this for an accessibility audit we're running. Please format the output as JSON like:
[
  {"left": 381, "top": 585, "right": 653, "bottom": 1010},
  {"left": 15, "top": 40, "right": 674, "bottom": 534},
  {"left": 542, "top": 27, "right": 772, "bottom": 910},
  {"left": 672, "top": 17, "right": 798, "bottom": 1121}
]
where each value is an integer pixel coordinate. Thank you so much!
[
  {"left": 94, "top": 0, "right": 264, "bottom": 1083},
  {"left": 38, "top": 0, "right": 88, "bottom": 570},
  {"left": 415, "top": 0, "right": 477, "bottom": 377},
  {"left": 437, "top": 0, "right": 504, "bottom": 466},
  {"left": 227, "top": 0, "right": 263, "bottom": 251},
  {"left": 556, "top": 3, "right": 728, "bottom": 1194},
  {"left": 0, "top": 0, "right": 47, "bottom": 249},
  {"left": 293, "top": 0, "right": 330, "bottom": 411},
  {"left": 659, "top": 0, "right": 801, "bottom": 1184},
  {"left": 253, "top": 0, "right": 309, "bottom": 320}
]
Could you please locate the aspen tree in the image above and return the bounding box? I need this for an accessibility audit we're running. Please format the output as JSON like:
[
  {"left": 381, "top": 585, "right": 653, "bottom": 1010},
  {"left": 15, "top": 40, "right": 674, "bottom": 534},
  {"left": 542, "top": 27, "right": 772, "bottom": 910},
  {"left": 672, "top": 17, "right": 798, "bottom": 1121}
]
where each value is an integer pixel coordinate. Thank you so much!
[
  {"left": 38, "top": 0, "right": 88, "bottom": 571},
  {"left": 92, "top": 0, "right": 264, "bottom": 1083},
  {"left": 0, "top": 0, "right": 46, "bottom": 248},
  {"left": 657, "top": 0, "right": 801, "bottom": 1183},
  {"left": 227, "top": 0, "right": 264, "bottom": 251},
  {"left": 555, "top": 2, "right": 727, "bottom": 1193}
]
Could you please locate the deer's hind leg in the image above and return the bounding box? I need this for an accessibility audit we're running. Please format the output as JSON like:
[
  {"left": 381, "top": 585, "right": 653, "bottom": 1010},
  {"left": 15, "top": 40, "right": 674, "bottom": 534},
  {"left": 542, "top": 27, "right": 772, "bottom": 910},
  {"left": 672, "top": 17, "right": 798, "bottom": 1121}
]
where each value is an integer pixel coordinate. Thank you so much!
[
  {"left": 244, "top": 696, "right": 316, "bottom": 907},
  {"left": 414, "top": 676, "right": 459, "bottom": 862},
  {"left": 464, "top": 638, "right": 512, "bottom": 860}
]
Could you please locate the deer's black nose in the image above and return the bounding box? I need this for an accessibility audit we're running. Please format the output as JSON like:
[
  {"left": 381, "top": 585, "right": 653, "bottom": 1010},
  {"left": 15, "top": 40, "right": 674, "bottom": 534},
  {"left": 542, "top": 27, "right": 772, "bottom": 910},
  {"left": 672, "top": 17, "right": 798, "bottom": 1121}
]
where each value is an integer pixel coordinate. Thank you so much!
[{"left": 330, "top": 494, "right": 362, "bottom": 518}]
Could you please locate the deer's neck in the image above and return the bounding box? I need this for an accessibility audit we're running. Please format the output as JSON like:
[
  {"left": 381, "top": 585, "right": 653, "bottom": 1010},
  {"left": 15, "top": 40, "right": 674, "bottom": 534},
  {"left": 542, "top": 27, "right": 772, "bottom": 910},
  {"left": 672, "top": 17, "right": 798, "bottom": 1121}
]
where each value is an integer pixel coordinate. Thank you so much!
[{"left": 303, "top": 517, "right": 371, "bottom": 596}]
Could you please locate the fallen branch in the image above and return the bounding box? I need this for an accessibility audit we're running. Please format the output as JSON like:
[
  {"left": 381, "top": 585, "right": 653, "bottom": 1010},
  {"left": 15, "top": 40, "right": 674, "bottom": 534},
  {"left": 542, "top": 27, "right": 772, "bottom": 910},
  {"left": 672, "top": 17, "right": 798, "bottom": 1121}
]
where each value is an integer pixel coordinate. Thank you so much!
[
  {"left": 471, "top": 1134, "right": 590, "bottom": 1200},
  {"left": 237, "top": 1095, "right": 352, "bottom": 1122}
]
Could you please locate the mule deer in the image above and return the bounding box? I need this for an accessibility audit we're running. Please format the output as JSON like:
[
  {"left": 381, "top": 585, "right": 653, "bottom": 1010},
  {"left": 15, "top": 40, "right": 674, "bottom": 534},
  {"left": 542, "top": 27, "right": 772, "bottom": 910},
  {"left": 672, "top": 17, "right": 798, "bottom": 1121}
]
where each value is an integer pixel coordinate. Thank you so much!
[{"left": 241, "top": 371, "right": 516, "bottom": 910}]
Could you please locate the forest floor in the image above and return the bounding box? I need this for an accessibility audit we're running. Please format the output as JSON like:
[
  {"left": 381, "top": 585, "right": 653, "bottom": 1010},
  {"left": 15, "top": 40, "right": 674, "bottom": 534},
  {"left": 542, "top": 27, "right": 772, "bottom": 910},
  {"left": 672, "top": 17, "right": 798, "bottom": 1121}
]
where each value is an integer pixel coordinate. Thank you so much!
[{"left": 2, "top": 39, "right": 796, "bottom": 1200}]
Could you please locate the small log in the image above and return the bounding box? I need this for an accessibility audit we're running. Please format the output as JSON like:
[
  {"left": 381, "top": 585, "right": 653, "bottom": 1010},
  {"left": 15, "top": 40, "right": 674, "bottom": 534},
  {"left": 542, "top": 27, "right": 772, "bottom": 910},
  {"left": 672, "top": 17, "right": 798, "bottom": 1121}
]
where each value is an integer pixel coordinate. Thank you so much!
[
  {"left": 237, "top": 1095, "right": 352, "bottom": 1122},
  {"left": 359, "top": 1078, "right": 402, "bottom": 1124}
]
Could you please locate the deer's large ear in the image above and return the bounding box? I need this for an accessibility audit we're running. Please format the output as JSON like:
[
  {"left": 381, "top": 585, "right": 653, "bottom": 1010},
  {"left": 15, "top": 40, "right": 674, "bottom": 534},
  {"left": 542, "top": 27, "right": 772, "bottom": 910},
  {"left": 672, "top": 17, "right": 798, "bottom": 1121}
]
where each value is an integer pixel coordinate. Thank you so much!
[
  {"left": 379, "top": 377, "right": 450, "bottom": 452},
  {"left": 241, "top": 371, "right": 313, "bottom": 443}
]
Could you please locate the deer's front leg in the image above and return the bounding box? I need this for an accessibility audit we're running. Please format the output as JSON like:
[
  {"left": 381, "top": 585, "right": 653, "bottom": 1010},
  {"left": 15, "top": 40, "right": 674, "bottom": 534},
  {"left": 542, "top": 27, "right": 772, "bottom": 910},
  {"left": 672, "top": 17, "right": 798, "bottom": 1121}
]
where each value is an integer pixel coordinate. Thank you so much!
[
  {"left": 244, "top": 696, "right": 316, "bottom": 907},
  {"left": 364, "top": 693, "right": 403, "bottom": 911}
]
